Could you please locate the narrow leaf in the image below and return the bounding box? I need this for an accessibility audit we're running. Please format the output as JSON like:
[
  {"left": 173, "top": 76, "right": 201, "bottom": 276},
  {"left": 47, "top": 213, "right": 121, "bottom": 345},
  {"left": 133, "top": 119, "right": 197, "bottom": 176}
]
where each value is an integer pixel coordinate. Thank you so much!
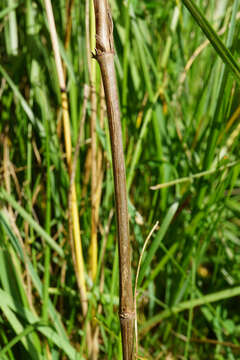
[
  {"left": 182, "top": 0, "right": 240, "bottom": 82},
  {"left": 0, "top": 190, "right": 64, "bottom": 257},
  {"left": 138, "top": 202, "right": 179, "bottom": 285}
]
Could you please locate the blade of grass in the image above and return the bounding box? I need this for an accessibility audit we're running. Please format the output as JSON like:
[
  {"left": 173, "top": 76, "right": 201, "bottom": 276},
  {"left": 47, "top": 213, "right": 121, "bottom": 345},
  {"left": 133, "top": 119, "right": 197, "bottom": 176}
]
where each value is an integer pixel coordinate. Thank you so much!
[
  {"left": 0, "top": 289, "right": 82, "bottom": 360},
  {"left": 150, "top": 160, "right": 240, "bottom": 190},
  {"left": 0, "top": 190, "right": 63, "bottom": 256},
  {"left": 182, "top": 0, "right": 240, "bottom": 82},
  {"left": 141, "top": 285, "right": 240, "bottom": 334},
  {"left": 138, "top": 202, "right": 179, "bottom": 285},
  {"left": 42, "top": 88, "right": 52, "bottom": 323},
  {"left": 89, "top": 0, "right": 98, "bottom": 282},
  {"left": 127, "top": 90, "right": 160, "bottom": 192},
  {"left": 41, "top": 4, "right": 90, "bottom": 352},
  {"left": 0, "top": 64, "right": 44, "bottom": 133},
  {"left": 0, "top": 3, "right": 19, "bottom": 19},
  {"left": 0, "top": 304, "right": 38, "bottom": 359},
  {"left": 7, "top": 0, "right": 18, "bottom": 55},
  {"left": 0, "top": 210, "right": 68, "bottom": 339},
  {"left": 0, "top": 322, "right": 43, "bottom": 358}
]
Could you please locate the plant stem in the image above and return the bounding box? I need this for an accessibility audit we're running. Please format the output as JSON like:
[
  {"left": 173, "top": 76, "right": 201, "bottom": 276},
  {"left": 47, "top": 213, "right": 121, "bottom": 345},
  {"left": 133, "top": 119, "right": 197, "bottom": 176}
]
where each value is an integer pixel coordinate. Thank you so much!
[
  {"left": 89, "top": 0, "right": 98, "bottom": 282},
  {"left": 93, "top": 1, "right": 134, "bottom": 359},
  {"left": 7, "top": 0, "right": 18, "bottom": 55},
  {"left": 140, "top": 285, "right": 240, "bottom": 334},
  {"left": 43, "top": 0, "right": 91, "bottom": 351},
  {"left": 42, "top": 97, "right": 51, "bottom": 323},
  {"left": 150, "top": 160, "right": 240, "bottom": 190}
]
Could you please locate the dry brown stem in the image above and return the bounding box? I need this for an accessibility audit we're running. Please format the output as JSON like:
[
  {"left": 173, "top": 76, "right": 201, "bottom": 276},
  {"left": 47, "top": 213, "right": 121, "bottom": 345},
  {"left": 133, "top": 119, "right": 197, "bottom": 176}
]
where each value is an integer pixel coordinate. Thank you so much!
[{"left": 93, "top": 1, "right": 134, "bottom": 358}]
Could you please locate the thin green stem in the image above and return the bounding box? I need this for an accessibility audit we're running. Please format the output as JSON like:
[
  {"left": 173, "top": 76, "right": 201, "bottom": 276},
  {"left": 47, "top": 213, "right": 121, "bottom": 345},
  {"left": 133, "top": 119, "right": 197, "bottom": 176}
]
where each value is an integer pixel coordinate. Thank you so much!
[
  {"left": 184, "top": 247, "right": 196, "bottom": 359},
  {"left": 122, "top": 0, "right": 131, "bottom": 147},
  {"left": 141, "top": 286, "right": 240, "bottom": 334},
  {"left": 151, "top": 160, "right": 240, "bottom": 190},
  {"left": 42, "top": 111, "right": 51, "bottom": 323}
]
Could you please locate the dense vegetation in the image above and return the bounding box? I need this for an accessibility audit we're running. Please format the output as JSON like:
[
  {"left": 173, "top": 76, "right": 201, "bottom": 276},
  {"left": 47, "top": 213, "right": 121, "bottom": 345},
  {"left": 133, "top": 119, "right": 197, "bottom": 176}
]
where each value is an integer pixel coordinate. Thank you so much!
[{"left": 1, "top": 0, "right": 240, "bottom": 359}]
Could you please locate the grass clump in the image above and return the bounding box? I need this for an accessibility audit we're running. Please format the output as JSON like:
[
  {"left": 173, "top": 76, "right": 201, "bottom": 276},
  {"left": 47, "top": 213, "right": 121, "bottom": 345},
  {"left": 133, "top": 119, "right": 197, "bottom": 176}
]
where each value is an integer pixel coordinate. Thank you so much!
[{"left": 0, "top": 0, "right": 240, "bottom": 359}]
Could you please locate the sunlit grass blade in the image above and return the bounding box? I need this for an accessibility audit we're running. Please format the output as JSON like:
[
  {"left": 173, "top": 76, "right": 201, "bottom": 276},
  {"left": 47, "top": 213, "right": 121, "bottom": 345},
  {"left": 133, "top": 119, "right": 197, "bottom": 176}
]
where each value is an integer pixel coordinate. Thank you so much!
[
  {"left": 0, "top": 3, "right": 19, "bottom": 19},
  {"left": 0, "top": 289, "right": 82, "bottom": 359},
  {"left": 182, "top": 0, "right": 240, "bottom": 82},
  {"left": 138, "top": 202, "right": 179, "bottom": 285},
  {"left": 0, "top": 210, "right": 67, "bottom": 339},
  {"left": 0, "top": 192, "right": 64, "bottom": 256},
  {"left": 140, "top": 285, "right": 240, "bottom": 334},
  {"left": 7, "top": 0, "right": 18, "bottom": 55},
  {"left": 0, "top": 64, "right": 44, "bottom": 133}
]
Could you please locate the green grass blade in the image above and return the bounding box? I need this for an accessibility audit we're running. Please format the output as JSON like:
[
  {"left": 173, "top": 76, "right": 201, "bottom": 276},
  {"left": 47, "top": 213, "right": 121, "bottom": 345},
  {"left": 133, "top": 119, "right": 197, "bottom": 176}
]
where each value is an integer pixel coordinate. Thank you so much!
[
  {"left": 7, "top": 0, "right": 18, "bottom": 55},
  {"left": 138, "top": 202, "right": 179, "bottom": 285},
  {"left": 0, "top": 190, "right": 64, "bottom": 257},
  {"left": 0, "top": 304, "right": 39, "bottom": 359},
  {"left": 142, "top": 242, "right": 179, "bottom": 290},
  {"left": 0, "top": 322, "right": 42, "bottom": 358},
  {"left": 182, "top": 0, "right": 240, "bottom": 82},
  {"left": 0, "top": 289, "right": 81, "bottom": 360},
  {"left": 141, "top": 285, "right": 240, "bottom": 334},
  {"left": 0, "top": 210, "right": 67, "bottom": 340},
  {"left": 0, "top": 64, "right": 44, "bottom": 134},
  {"left": 0, "top": 3, "right": 19, "bottom": 19}
]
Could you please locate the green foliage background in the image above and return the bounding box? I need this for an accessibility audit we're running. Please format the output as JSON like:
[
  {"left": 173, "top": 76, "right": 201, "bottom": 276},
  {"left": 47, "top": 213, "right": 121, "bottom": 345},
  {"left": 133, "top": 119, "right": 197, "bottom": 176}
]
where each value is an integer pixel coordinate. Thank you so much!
[{"left": 0, "top": 0, "right": 240, "bottom": 359}]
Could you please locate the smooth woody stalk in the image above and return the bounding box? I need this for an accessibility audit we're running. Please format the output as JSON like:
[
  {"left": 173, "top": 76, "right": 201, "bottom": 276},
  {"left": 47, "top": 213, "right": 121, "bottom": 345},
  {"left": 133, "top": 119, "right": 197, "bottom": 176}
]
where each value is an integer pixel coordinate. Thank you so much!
[{"left": 93, "top": 1, "right": 134, "bottom": 359}]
